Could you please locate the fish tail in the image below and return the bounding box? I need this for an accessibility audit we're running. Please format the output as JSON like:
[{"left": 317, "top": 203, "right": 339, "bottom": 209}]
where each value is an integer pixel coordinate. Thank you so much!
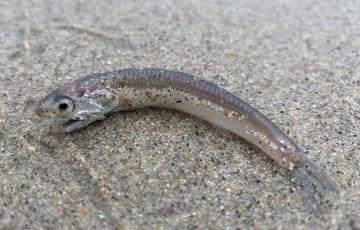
[
  {"left": 291, "top": 165, "right": 321, "bottom": 212},
  {"left": 293, "top": 152, "right": 342, "bottom": 195}
]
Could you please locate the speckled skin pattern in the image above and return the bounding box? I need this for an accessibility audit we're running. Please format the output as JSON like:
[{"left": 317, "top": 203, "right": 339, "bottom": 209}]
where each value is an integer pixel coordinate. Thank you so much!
[
  {"left": 37, "top": 68, "right": 302, "bottom": 168},
  {"left": 37, "top": 68, "right": 340, "bottom": 196}
]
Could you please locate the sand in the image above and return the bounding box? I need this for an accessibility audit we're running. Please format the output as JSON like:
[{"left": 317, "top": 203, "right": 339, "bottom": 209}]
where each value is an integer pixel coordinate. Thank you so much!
[{"left": 0, "top": 0, "right": 359, "bottom": 228}]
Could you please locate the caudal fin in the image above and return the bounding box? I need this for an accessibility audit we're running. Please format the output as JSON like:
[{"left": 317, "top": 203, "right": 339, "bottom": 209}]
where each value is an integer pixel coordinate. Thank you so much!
[
  {"left": 290, "top": 152, "right": 342, "bottom": 212},
  {"left": 294, "top": 152, "right": 342, "bottom": 195}
]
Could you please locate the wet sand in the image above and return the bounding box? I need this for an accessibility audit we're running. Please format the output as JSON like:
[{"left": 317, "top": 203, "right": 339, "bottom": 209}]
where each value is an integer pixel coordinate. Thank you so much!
[{"left": 0, "top": 0, "right": 359, "bottom": 228}]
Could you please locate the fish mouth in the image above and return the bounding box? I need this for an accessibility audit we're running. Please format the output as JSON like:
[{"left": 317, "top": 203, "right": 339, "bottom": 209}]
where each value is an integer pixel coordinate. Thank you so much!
[
  {"left": 60, "top": 117, "right": 87, "bottom": 133},
  {"left": 38, "top": 118, "right": 83, "bottom": 135},
  {"left": 61, "top": 118, "right": 81, "bottom": 128},
  {"left": 43, "top": 114, "right": 104, "bottom": 134}
]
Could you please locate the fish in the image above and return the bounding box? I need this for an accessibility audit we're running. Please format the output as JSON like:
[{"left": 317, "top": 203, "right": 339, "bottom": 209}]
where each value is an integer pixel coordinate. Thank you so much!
[{"left": 36, "top": 68, "right": 342, "bottom": 206}]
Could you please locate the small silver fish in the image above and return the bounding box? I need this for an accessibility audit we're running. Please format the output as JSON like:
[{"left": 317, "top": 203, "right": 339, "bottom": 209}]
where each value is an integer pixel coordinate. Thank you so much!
[{"left": 36, "top": 68, "right": 342, "bottom": 206}]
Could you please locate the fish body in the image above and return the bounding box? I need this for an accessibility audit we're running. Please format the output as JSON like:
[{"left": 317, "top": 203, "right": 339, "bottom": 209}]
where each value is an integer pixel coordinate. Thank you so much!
[{"left": 36, "top": 68, "right": 341, "bottom": 198}]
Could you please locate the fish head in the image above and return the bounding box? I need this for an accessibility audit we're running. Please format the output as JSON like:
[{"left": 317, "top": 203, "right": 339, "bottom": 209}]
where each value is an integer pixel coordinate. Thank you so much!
[{"left": 36, "top": 81, "right": 119, "bottom": 132}]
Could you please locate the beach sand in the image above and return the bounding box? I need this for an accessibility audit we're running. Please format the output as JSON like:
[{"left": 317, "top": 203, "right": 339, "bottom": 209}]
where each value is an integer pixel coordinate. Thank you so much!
[{"left": 0, "top": 0, "right": 359, "bottom": 228}]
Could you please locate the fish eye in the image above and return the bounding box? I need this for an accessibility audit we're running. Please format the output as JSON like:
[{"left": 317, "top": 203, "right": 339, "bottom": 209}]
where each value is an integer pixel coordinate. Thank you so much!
[
  {"left": 56, "top": 97, "right": 74, "bottom": 112},
  {"left": 59, "top": 103, "right": 68, "bottom": 110}
]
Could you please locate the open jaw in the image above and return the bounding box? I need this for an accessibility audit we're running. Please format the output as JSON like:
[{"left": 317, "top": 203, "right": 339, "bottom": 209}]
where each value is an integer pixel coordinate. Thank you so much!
[
  {"left": 39, "top": 117, "right": 90, "bottom": 134},
  {"left": 38, "top": 118, "right": 81, "bottom": 135},
  {"left": 40, "top": 117, "right": 86, "bottom": 134},
  {"left": 57, "top": 114, "right": 106, "bottom": 133},
  {"left": 62, "top": 118, "right": 82, "bottom": 129},
  {"left": 59, "top": 117, "right": 93, "bottom": 133}
]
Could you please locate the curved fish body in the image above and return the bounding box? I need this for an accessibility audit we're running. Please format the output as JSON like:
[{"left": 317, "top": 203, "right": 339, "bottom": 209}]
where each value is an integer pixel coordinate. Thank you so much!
[{"left": 36, "top": 68, "right": 341, "bottom": 197}]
